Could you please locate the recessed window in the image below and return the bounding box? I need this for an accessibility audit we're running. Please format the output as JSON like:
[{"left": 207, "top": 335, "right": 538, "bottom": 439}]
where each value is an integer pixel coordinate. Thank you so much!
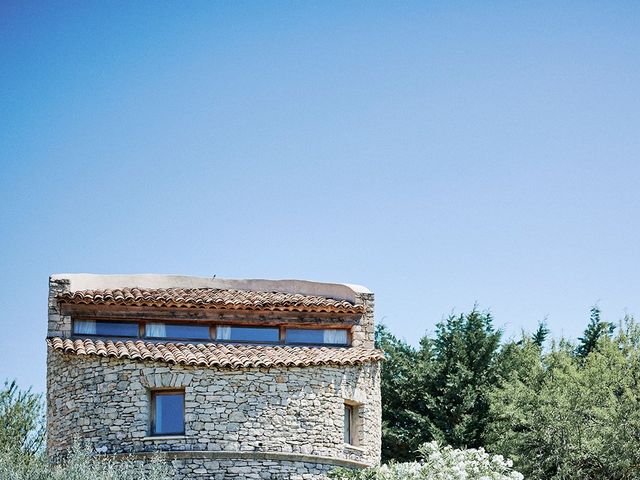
[
  {"left": 287, "top": 328, "right": 348, "bottom": 345},
  {"left": 344, "top": 404, "right": 356, "bottom": 445},
  {"left": 216, "top": 326, "right": 280, "bottom": 343},
  {"left": 145, "top": 323, "right": 210, "bottom": 340},
  {"left": 73, "top": 320, "right": 138, "bottom": 338},
  {"left": 150, "top": 390, "right": 184, "bottom": 436}
]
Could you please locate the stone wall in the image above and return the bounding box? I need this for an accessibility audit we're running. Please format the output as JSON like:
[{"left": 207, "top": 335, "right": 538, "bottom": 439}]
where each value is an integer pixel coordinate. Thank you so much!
[{"left": 47, "top": 350, "right": 381, "bottom": 479}]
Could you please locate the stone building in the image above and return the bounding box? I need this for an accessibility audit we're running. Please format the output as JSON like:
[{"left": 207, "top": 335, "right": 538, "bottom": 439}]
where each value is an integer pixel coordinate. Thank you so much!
[{"left": 46, "top": 274, "right": 383, "bottom": 479}]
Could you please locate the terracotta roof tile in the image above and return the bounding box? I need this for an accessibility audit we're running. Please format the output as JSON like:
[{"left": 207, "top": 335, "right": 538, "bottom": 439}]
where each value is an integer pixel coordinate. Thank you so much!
[
  {"left": 57, "top": 288, "right": 364, "bottom": 314},
  {"left": 47, "top": 337, "right": 384, "bottom": 369}
]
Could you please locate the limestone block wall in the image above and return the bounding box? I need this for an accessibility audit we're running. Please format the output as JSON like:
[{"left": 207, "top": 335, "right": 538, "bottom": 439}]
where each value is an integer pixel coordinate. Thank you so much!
[{"left": 47, "top": 351, "right": 381, "bottom": 479}]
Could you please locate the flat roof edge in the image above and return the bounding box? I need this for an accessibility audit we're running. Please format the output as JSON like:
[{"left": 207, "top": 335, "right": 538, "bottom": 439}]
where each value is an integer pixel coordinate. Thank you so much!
[{"left": 50, "top": 274, "right": 371, "bottom": 303}]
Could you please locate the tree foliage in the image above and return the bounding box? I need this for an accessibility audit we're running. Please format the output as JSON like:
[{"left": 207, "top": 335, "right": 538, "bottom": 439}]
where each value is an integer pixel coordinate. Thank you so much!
[
  {"left": 377, "top": 308, "right": 501, "bottom": 461},
  {"left": 487, "top": 316, "right": 640, "bottom": 479}
]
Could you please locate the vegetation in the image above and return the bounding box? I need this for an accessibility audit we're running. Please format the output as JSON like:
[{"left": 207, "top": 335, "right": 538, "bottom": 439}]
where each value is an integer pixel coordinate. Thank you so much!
[
  {"left": 0, "top": 381, "right": 170, "bottom": 480},
  {"left": 330, "top": 441, "right": 523, "bottom": 479},
  {"left": 4, "top": 305, "right": 640, "bottom": 479},
  {"left": 379, "top": 306, "right": 640, "bottom": 479}
]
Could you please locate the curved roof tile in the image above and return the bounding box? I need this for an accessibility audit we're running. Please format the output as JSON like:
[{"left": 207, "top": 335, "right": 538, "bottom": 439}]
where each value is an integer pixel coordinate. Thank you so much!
[
  {"left": 47, "top": 337, "right": 384, "bottom": 369},
  {"left": 57, "top": 288, "right": 364, "bottom": 314}
]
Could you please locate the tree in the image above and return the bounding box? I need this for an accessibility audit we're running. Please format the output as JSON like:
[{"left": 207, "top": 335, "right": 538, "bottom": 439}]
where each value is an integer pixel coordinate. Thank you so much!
[
  {"left": 575, "top": 306, "right": 615, "bottom": 358},
  {"left": 375, "top": 324, "right": 432, "bottom": 461},
  {"left": 531, "top": 320, "right": 549, "bottom": 348},
  {"left": 0, "top": 380, "right": 45, "bottom": 456},
  {"left": 377, "top": 308, "right": 502, "bottom": 461},
  {"left": 487, "top": 316, "right": 640, "bottom": 479},
  {"left": 430, "top": 309, "right": 501, "bottom": 448}
]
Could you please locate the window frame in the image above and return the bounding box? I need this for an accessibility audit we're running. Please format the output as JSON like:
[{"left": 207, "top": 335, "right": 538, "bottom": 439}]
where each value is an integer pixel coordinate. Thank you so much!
[
  {"left": 142, "top": 323, "right": 211, "bottom": 341},
  {"left": 71, "top": 318, "right": 352, "bottom": 347},
  {"left": 72, "top": 319, "right": 139, "bottom": 339},
  {"left": 285, "top": 328, "right": 350, "bottom": 346},
  {"left": 344, "top": 402, "right": 360, "bottom": 446},
  {"left": 215, "top": 325, "right": 282, "bottom": 344},
  {"left": 149, "top": 389, "right": 185, "bottom": 437}
]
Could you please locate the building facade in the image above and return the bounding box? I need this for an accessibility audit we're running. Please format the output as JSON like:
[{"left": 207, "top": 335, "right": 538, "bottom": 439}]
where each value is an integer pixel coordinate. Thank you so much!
[{"left": 46, "top": 274, "right": 383, "bottom": 479}]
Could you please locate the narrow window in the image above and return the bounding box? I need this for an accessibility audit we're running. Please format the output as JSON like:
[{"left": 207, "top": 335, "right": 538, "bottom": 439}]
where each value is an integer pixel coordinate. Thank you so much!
[
  {"left": 144, "top": 323, "right": 210, "bottom": 341},
  {"left": 286, "top": 328, "right": 349, "bottom": 346},
  {"left": 216, "top": 326, "right": 280, "bottom": 343},
  {"left": 344, "top": 404, "right": 354, "bottom": 444},
  {"left": 150, "top": 390, "right": 185, "bottom": 436},
  {"left": 73, "top": 320, "right": 138, "bottom": 338}
]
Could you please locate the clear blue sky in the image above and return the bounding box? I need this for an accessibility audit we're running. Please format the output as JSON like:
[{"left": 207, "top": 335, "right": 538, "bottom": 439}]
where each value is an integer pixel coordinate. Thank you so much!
[{"left": 1, "top": 1, "right": 639, "bottom": 394}]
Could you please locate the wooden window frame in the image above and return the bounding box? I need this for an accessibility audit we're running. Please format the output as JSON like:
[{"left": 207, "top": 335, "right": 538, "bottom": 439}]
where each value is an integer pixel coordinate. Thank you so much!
[
  {"left": 150, "top": 389, "right": 185, "bottom": 437},
  {"left": 71, "top": 316, "right": 352, "bottom": 347},
  {"left": 344, "top": 402, "right": 360, "bottom": 446}
]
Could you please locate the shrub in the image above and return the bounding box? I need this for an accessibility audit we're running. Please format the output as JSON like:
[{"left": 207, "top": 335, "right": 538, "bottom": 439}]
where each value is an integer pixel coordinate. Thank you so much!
[{"left": 330, "top": 441, "right": 523, "bottom": 480}]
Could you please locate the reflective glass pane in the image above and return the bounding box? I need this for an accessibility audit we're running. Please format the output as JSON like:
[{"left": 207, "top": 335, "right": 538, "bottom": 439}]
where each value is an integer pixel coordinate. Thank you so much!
[
  {"left": 344, "top": 405, "right": 352, "bottom": 444},
  {"left": 145, "top": 323, "right": 210, "bottom": 340},
  {"left": 220, "top": 327, "right": 280, "bottom": 343},
  {"left": 153, "top": 392, "right": 184, "bottom": 435},
  {"left": 74, "top": 320, "right": 138, "bottom": 338},
  {"left": 286, "top": 329, "right": 348, "bottom": 345}
]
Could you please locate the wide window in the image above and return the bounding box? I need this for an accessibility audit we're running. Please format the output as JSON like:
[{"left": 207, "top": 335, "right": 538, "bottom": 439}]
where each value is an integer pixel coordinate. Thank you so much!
[
  {"left": 73, "top": 320, "right": 138, "bottom": 338},
  {"left": 150, "top": 390, "right": 185, "bottom": 436},
  {"left": 216, "top": 326, "right": 280, "bottom": 343},
  {"left": 286, "top": 328, "right": 348, "bottom": 345},
  {"left": 144, "top": 323, "right": 210, "bottom": 340}
]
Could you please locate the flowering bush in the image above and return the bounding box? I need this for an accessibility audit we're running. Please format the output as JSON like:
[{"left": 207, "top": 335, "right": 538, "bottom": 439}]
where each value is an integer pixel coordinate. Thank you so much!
[{"left": 330, "top": 442, "right": 523, "bottom": 480}]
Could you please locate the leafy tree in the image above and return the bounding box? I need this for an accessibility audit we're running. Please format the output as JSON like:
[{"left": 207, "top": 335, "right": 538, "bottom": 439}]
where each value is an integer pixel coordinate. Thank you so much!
[
  {"left": 0, "top": 380, "right": 45, "bottom": 456},
  {"left": 487, "top": 316, "right": 640, "bottom": 479}
]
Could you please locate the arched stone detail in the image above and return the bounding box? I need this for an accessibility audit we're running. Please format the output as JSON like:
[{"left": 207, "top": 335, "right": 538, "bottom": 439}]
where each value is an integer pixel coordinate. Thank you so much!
[{"left": 140, "top": 372, "right": 193, "bottom": 389}]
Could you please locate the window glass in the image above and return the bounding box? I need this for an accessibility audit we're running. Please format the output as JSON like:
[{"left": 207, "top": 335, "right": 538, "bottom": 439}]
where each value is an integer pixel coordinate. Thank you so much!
[
  {"left": 286, "top": 328, "right": 348, "bottom": 345},
  {"left": 145, "top": 323, "right": 210, "bottom": 340},
  {"left": 152, "top": 391, "right": 184, "bottom": 436},
  {"left": 216, "top": 326, "right": 280, "bottom": 343},
  {"left": 344, "top": 404, "right": 353, "bottom": 444},
  {"left": 73, "top": 320, "right": 138, "bottom": 338}
]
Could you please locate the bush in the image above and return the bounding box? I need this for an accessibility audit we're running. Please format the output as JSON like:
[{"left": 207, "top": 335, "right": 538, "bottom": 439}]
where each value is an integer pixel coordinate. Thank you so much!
[
  {"left": 330, "top": 441, "right": 523, "bottom": 480},
  {"left": 0, "top": 442, "right": 171, "bottom": 480}
]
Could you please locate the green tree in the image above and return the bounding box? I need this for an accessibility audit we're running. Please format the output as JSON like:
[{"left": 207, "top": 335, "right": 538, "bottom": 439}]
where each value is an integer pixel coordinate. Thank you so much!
[
  {"left": 531, "top": 320, "right": 549, "bottom": 348},
  {"left": 375, "top": 324, "right": 433, "bottom": 461},
  {"left": 377, "top": 308, "right": 502, "bottom": 460},
  {"left": 430, "top": 309, "right": 501, "bottom": 448},
  {"left": 487, "top": 316, "right": 640, "bottom": 479},
  {"left": 0, "top": 380, "right": 45, "bottom": 456},
  {"left": 575, "top": 306, "right": 615, "bottom": 358}
]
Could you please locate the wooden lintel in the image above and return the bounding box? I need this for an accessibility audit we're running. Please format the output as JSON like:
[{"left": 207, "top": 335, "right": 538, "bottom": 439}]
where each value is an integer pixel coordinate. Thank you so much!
[{"left": 60, "top": 304, "right": 360, "bottom": 326}]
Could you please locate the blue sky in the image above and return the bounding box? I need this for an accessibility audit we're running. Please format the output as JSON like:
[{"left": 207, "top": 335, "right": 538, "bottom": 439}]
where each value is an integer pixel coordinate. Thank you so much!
[{"left": 1, "top": 1, "right": 639, "bottom": 393}]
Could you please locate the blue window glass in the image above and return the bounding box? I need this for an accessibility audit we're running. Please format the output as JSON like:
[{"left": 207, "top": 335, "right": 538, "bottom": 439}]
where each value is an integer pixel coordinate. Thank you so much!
[
  {"left": 216, "top": 326, "right": 280, "bottom": 343},
  {"left": 152, "top": 391, "right": 184, "bottom": 436},
  {"left": 145, "top": 323, "right": 210, "bottom": 340},
  {"left": 286, "top": 329, "right": 348, "bottom": 345},
  {"left": 73, "top": 320, "right": 138, "bottom": 338}
]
